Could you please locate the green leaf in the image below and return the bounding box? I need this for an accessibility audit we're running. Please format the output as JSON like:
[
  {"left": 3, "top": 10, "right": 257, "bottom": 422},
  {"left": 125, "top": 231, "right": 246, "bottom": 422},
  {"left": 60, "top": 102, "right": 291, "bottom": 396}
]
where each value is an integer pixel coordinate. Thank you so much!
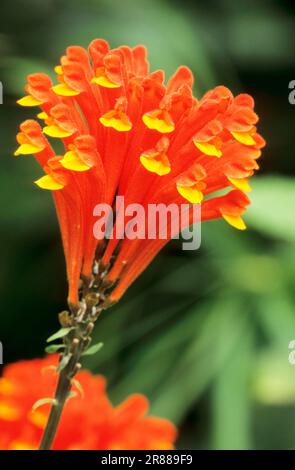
[
  {"left": 32, "top": 398, "right": 57, "bottom": 411},
  {"left": 252, "top": 351, "right": 295, "bottom": 405},
  {"left": 247, "top": 176, "right": 295, "bottom": 242},
  {"left": 115, "top": 297, "right": 248, "bottom": 423},
  {"left": 153, "top": 308, "right": 246, "bottom": 423},
  {"left": 46, "top": 327, "right": 73, "bottom": 343},
  {"left": 44, "top": 344, "right": 65, "bottom": 354},
  {"left": 211, "top": 325, "right": 254, "bottom": 450},
  {"left": 82, "top": 342, "right": 104, "bottom": 356}
]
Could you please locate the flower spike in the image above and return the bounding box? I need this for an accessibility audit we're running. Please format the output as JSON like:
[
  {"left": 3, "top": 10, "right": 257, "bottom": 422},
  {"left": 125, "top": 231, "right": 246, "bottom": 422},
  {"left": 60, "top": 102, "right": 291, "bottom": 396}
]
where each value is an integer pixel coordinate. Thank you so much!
[
  {"left": 15, "top": 39, "right": 265, "bottom": 305},
  {"left": 0, "top": 355, "right": 177, "bottom": 450}
]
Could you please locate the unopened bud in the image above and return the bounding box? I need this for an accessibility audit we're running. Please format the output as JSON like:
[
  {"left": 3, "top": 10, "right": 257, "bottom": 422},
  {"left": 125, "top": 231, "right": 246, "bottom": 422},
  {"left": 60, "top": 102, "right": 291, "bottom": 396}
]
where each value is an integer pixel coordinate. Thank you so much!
[{"left": 58, "top": 310, "right": 72, "bottom": 327}]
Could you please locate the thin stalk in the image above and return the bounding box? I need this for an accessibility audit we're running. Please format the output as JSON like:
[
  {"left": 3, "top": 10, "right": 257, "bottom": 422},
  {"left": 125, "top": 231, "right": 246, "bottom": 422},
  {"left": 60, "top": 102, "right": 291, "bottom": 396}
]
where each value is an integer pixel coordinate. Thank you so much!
[
  {"left": 39, "top": 365, "right": 72, "bottom": 450},
  {"left": 39, "top": 331, "right": 84, "bottom": 450},
  {"left": 39, "top": 262, "right": 113, "bottom": 450}
]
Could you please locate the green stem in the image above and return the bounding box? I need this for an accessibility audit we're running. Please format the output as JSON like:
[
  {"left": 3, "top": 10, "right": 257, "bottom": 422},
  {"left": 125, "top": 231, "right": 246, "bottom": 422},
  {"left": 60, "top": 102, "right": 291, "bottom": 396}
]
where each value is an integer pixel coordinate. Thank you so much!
[
  {"left": 39, "top": 365, "right": 72, "bottom": 450},
  {"left": 39, "top": 322, "right": 93, "bottom": 449},
  {"left": 39, "top": 264, "right": 112, "bottom": 450}
]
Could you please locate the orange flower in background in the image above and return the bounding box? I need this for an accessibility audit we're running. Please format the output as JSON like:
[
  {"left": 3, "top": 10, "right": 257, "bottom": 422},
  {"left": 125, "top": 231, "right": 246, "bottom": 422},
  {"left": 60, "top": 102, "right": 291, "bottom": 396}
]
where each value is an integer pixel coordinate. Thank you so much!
[
  {"left": 0, "top": 355, "right": 177, "bottom": 450},
  {"left": 15, "top": 39, "right": 265, "bottom": 306}
]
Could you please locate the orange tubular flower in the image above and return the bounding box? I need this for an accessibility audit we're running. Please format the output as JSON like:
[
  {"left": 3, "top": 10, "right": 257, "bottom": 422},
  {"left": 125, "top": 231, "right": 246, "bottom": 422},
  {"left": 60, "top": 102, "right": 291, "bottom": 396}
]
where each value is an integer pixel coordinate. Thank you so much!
[
  {"left": 15, "top": 39, "right": 265, "bottom": 306},
  {"left": 0, "top": 355, "right": 177, "bottom": 450}
]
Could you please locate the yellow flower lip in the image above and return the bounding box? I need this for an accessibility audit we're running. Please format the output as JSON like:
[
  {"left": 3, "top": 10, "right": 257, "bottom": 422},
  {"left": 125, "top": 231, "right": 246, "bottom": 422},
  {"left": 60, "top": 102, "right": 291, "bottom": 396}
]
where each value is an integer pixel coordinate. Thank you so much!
[
  {"left": 14, "top": 143, "right": 45, "bottom": 157},
  {"left": 176, "top": 184, "right": 204, "bottom": 204},
  {"left": 34, "top": 174, "right": 65, "bottom": 190},
  {"left": 142, "top": 110, "right": 175, "bottom": 134},
  {"left": 43, "top": 125, "right": 74, "bottom": 138},
  {"left": 51, "top": 83, "right": 80, "bottom": 97},
  {"left": 91, "top": 67, "right": 122, "bottom": 88},
  {"left": 17, "top": 95, "right": 43, "bottom": 107},
  {"left": 231, "top": 131, "right": 256, "bottom": 146},
  {"left": 99, "top": 111, "right": 132, "bottom": 132},
  {"left": 54, "top": 65, "right": 63, "bottom": 75},
  {"left": 140, "top": 153, "right": 171, "bottom": 176},
  {"left": 37, "top": 111, "right": 49, "bottom": 120},
  {"left": 60, "top": 150, "right": 91, "bottom": 172},
  {"left": 222, "top": 213, "right": 246, "bottom": 230},
  {"left": 91, "top": 76, "right": 121, "bottom": 89},
  {"left": 194, "top": 140, "right": 222, "bottom": 158},
  {"left": 228, "top": 177, "right": 252, "bottom": 193},
  {"left": 91, "top": 76, "right": 121, "bottom": 88}
]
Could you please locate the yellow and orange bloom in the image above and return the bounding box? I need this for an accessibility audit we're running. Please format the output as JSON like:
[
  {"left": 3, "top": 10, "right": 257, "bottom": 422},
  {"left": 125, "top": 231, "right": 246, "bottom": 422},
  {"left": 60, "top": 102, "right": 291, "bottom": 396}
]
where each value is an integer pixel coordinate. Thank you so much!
[
  {"left": 15, "top": 39, "right": 265, "bottom": 306},
  {"left": 0, "top": 355, "right": 177, "bottom": 450}
]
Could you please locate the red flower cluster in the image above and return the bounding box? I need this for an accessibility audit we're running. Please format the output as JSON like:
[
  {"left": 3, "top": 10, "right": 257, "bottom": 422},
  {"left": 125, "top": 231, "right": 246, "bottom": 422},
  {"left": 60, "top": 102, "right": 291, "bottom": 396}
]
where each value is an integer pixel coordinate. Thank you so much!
[
  {"left": 15, "top": 39, "right": 265, "bottom": 305},
  {"left": 0, "top": 355, "right": 176, "bottom": 450}
]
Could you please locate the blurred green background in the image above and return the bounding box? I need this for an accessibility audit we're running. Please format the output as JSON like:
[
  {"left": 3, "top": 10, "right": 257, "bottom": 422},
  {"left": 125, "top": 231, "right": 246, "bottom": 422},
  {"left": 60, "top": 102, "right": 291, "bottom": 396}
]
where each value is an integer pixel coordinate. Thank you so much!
[{"left": 1, "top": 0, "right": 295, "bottom": 450}]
